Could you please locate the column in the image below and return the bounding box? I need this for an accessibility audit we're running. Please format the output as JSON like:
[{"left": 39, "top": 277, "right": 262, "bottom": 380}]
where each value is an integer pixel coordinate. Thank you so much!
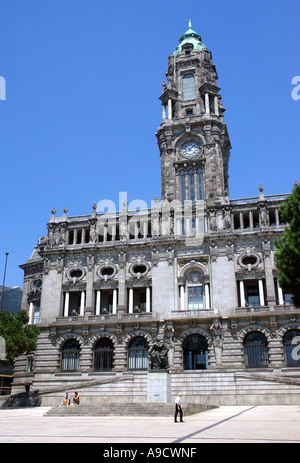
[
  {"left": 134, "top": 221, "right": 139, "bottom": 239},
  {"left": 96, "top": 290, "right": 101, "bottom": 315},
  {"left": 81, "top": 228, "right": 86, "bottom": 244},
  {"left": 143, "top": 220, "right": 148, "bottom": 239},
  {"left": 80, "top": 291, "right": 85, "bottom": 316},
  {"left": 185, "top": 171, "right": 189, "bottom": 204},
  {"left": 275, "top": 208, "right": 280, "bottom": 226},
  {"left": 168, "top": 99, "right": 172, "bottom": 120},
  {"left": 162, "top": 105, "right": 166, "bottom": 122},
  {"left": 64, "top": 292, "right": 69, "bottom": 317},
  {"left": 258, "top": 279, "right": 265, "bottom": 306},
  {"left": 194, "top": 170, "right": 198, "bottom": 202},
  {"left": 29, "top": 302, "right": 34, "bottom": 325},
  {"left": 239, "top": 281, "right": 246, "bottom": 308},
  {"left": 180, "top": 285, "right": 185, "bottom": 311},
  {"left": 112, "top": 289, "right": 117, "bottom": 314},
  {"left": 112, "top": 224, "right": 116, "bottom": 241},
  {"left": 277, "top": 281, "right": 284, "bottom": 305},
  {"left": 239, "top": 212, "right": 244, "bottom": 229},
  {"left": 205, "top": 284, "right": 210, "bottom": 309},
  {"left": 249, "top": 210, "right": 254, "bottom": 229},
  {"left": 146, "top": 287, "right": 151, "bottom": 313},
  {"left": 85, "top": 263, "right": 94, "bottom": 316},
  {"left": 205, "top": 93, "right": 210, "bottom": 114},
  {"left": 214, "top": 95, "right": 219, "bottom": 116},
  {"left": 103, "top": 225, "right": 108, "bottom": 243},
  {"left": 73, "top": 229, "right": 77, "bottom": 245},
  {"left": 129, "top": 288, "right": 133, "bottom": 313}
]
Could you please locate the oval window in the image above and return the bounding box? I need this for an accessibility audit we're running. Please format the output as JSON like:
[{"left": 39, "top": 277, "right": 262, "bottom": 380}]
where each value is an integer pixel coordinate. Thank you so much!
[
  {"left": 70, "top": 269, "right": 83, "bottom": 279},
  {"left": 101, "top": 267, "right": 114, "bottom": 277},
  {"left": 242, "top": 256, "right": 257, "bottom": 266},
  {"left": 133, "top": 265, "right": 147, "bottom": 275}
]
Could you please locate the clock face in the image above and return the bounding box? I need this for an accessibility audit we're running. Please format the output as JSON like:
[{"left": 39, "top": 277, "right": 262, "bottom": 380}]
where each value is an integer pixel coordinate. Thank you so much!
[{"left": 181, "top": 141, "right": 200, "bottom": 158}]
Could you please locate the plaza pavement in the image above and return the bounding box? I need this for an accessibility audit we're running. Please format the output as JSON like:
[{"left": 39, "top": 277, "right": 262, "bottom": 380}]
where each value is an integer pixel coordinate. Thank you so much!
[{"left": 0, "top": 405, "right": 300, "bottom": 444}]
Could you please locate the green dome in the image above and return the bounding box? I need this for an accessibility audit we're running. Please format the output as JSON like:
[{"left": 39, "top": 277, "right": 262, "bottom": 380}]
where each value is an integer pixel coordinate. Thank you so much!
[{"left": 174, "top": 20, "right": 206, "bottom": 55}]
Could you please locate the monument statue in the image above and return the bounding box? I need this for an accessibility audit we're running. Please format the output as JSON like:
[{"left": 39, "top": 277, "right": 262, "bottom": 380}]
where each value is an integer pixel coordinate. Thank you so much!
[{"left": 149, "top": 336, "right": 169, "bottom": 370}]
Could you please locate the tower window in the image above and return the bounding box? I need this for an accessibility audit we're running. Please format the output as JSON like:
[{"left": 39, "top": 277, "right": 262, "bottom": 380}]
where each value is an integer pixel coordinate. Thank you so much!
[
  {"left": 179, "top": 170, "right": 186, "bottom": 205},
  {"left": 188, "top": 169, "right": 195, "bottom": 202},
  {"left": 183, "top": 74, "right": 196, "bottom": 101},
  {"left": 197, "top": 168, "right": 204, "bottom": 200}
]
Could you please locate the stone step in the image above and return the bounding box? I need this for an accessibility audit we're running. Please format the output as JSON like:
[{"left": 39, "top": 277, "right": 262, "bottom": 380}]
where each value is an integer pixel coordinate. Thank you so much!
[{"left": 45, "top": 403, "right": 214, "bottom": 417}]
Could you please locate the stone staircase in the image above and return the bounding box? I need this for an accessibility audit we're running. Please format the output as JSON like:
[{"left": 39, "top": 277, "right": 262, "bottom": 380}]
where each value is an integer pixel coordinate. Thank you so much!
[{"left": 45, "top": 403, "right": 214, "bottom": 417}]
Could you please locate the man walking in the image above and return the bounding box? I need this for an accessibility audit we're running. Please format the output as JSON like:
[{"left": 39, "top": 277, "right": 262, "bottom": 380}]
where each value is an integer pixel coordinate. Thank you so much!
[{"left": 174, "top": 392, "right": 184, "bottom": 422}]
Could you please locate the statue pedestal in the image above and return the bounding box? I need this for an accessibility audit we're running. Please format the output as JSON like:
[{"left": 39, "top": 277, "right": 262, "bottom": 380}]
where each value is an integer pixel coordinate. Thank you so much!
[{"left": 147, "top": 371, "right": 171, "bottom": 403}]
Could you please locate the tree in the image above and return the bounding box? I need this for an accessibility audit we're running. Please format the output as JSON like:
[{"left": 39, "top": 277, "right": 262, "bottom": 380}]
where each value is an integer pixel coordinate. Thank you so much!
[
  {"left": 275, "top": 182, "right": 300, "bottom": 307},
  {"left": 0, "top": 310, "right": 40, "bottom": 365}
]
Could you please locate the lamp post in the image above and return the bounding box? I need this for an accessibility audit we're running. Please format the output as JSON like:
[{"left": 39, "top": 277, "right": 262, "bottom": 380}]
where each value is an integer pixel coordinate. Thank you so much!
[{"left": 0, "top": 253, "right": 9, "bottom": 312}]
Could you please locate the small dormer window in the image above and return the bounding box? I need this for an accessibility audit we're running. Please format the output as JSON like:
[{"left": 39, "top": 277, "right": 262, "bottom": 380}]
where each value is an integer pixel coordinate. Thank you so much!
[{"left": 183, "top": 74, "right": 196, "bottom": 101}]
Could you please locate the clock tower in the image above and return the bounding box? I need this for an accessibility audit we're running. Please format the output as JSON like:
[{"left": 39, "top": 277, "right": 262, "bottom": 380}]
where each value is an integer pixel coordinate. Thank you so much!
[{"left": 156, "top": 21, "right": 231, "bottom": 207}]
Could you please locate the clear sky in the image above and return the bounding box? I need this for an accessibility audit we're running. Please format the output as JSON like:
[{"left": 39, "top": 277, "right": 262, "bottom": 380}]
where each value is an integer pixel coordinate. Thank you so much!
[{"left": 0, "top": 0, "right": 299, "bottom": 288}]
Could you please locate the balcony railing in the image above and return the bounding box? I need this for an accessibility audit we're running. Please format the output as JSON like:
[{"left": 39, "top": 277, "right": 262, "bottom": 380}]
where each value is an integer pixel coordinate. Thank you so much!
[{"left": 43, "top": 194, "right": 288, "bottom": 249}]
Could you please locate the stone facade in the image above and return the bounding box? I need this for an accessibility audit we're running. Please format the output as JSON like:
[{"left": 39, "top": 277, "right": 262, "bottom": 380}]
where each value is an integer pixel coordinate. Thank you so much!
[{"left": 12, "top": 23, "right": 300, "bottom": 406}]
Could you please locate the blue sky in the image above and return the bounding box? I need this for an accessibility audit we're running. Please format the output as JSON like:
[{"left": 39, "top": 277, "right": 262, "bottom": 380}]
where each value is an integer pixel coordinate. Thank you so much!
[{"left": 0, "top": 0, "right": 299, "bottom": 288}]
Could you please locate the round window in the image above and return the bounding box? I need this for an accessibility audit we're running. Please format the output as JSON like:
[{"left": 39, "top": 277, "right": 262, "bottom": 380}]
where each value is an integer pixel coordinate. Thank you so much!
[{"left": 33, "top": 279, "right": 42, "bottom": 289}]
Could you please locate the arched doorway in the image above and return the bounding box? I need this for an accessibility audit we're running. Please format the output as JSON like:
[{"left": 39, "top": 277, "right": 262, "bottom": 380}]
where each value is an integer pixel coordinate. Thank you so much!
[
  {"left": 61, "top": 339, "right": 80, "bottom": 371},
  {"left": 183, "top": 334, "right": 208, "bottom": 370},
  {"left": 283, "top": 330, "right": 300, "bottom": 367},
  {"left": 128, "top": 336, "right": 149, "bottom": 370},
  {"left": 94, "top": 338, "right": 114, "bottom": 371},
  {"left": 244, "top": 332, "right": 268, "bottom": 368}
]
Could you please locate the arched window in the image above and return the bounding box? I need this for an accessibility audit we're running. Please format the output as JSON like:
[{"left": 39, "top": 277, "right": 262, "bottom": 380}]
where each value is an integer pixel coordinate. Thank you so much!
[
  {"left": 128, "top": 336, "right": 149, "bottom": 370},
  {"left": 183, "top": 334, "right": 208, "bottom": 370},
  {"left": 183, "top": 74, "right": 196, "bottom": 101},
  {"left": 61, "top": 339, "right": 80, "bottom": 371},
  {"left": 186, "top": 270, "right": 206, "bottom": 310},
  {"left": 94, "top": 338, "right": 114, "bottom": 371},
  {"left": 283, "top": 330, "right": 300, "bottom": 367},
  {"left": 179, "top": 170, "right": 186, "bottom": 205},
  {"left": 188, "top": 169, "right": 195, "bottom": 202},
  {"left": 244, "top": 332, "right": 268, "bottom": 368},
  {"left": 197, "top": 168, "right": 204, "bottom": 200}
]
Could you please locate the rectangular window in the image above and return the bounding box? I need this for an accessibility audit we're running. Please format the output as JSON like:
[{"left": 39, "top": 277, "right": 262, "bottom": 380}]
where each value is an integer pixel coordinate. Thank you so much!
[
  {"left": 188, "top": 286, "right": 204, "bottom": 310},
  {"left": 183, "top": 74, "right": 196, "bottom": 101},
  {"left": 245, "top": 284, "right": 260, "bottom": 307},
  {"left": 33, "top": 301, "right": 40, "bottom": 324},
  {"left": 69, "top": 292, "right": 82, "bottom": 316},
  {"left": 284, "top": 293, "right": 294, "bottom": 305},
  {"left": 33, "top": 309, "right": 40, "bottom": 324},
  {"left": 27, "top": 357, "right": 34, "bottom": 373}
]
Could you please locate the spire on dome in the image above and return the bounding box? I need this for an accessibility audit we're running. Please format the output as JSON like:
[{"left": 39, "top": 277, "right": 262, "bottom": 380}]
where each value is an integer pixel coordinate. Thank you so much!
[{"left": 174, "top": 20, "right": 206, "bottom": 56}]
